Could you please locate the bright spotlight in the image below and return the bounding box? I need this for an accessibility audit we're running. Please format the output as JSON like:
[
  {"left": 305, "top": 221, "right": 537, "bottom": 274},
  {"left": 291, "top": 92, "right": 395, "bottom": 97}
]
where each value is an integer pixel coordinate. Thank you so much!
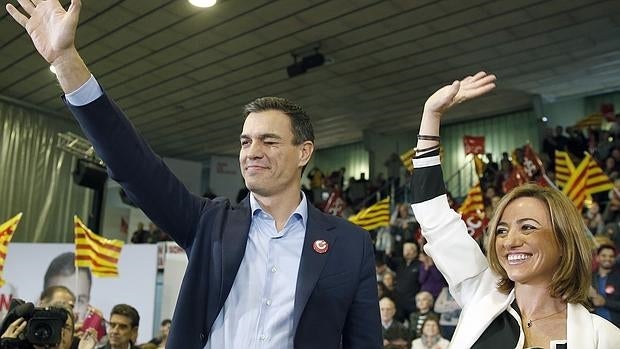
[{"left": 189, "top": 0, "right": 216, "bottom": 8}]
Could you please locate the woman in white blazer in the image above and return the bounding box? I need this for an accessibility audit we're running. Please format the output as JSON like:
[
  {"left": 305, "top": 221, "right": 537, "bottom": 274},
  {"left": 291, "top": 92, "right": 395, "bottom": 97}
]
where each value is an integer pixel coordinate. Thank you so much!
[{"left": 410, "top": 72, "right": 620, "bottom": 349}]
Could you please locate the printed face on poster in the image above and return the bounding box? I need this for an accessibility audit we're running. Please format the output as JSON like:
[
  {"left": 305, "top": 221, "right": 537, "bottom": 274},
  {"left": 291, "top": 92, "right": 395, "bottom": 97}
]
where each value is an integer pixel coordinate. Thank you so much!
[{"left": 0, "top": 243, "right": 158, "bottom": 343}]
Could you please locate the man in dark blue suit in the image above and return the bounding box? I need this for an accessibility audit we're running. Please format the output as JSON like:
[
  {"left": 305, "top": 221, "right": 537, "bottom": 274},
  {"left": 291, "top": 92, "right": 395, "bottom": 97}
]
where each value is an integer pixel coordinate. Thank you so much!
[{"left": 6, "top": 1, "right": 381, "bottom": 348}]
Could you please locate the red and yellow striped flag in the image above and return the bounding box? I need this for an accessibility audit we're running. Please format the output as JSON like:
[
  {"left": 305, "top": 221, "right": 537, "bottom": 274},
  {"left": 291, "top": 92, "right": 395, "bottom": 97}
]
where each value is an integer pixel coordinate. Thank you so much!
[
  {"left": 458, "top": 183, "right": 485, "bottom": 216},
  {"left": 400, "top": 148, "right": 415, "bottom": 172},
  {"left": 555, "top": 150, "right": 574, "bottom": 188},
  {"left": 586, "top": 156, "right": 614, "bottom": 195},
  {"left": 0, "top": 213, "right": 22, "bottom": 287},
  {"left": 74, "top": 216, "right": 124, "bottom": 277},
  {"left": 349, "top": 197, "right": 390, "bottom": 231},
  {"left": 562, "top": 154, "right": 590, "bottom": 211}
]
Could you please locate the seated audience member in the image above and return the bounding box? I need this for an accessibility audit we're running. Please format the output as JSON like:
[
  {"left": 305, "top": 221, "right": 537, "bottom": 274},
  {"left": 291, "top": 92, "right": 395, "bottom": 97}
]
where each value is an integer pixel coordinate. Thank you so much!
[
  {"left": 584, "top": 201, "right": 605, "bottom": 235},
  {"left": 392, "top": 242, "right": 422, "bottom": 322},
  {"left": 375, "top": 225, "right": 395, "bottom": 258},
  {"left": 382, "top": 271, "right": 397, "bottom": 301},
  {"left": 380, "top": 297, "right": 409, "bottom": 349},
  {"left": 148, "top": 318, "right": 171, "bottom": 348},
  {"left": 418, "top": 251, "right": 447, "bottom": 300},
  {"left": 391, "top": 204, "right": 416, "bottom": 246},
  {"left": 0, "top": 301, "right": 97, "bottom": 349},
  {"left": 433, "top": 287, "right": 461, "bottom": 340},
  {"left": 103, "top": 304, "right": 140, "bottom": 349},
  {"left": 590, "top": 244, "right": 620, "bottom": 328},
  {"left": 376, "top": 255, "right": 394, "bottom": 283},
  {"left": 411, "top": 71, "right": 620, "bottom": 347},
  {"left": 604, "top": 178, "right": 620, "bottom": 223},
  {"left": 378, "top": 282, "right": 387, "bottom": 300},
  {"left": 411, "top": 318, "right": 450, "bottom": 349},
  {"left": 408, "top": 291, "right": 438, "bottom": 339},
  {"left": 130, "top": 223, "right": 150, "bottom": 244}
]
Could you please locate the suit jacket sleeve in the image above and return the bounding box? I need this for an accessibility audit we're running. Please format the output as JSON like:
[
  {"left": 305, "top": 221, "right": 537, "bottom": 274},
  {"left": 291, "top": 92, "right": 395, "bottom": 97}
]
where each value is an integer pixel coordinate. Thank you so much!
[{"left": 63, "top": 91, "right": 204, "bottom": 249}]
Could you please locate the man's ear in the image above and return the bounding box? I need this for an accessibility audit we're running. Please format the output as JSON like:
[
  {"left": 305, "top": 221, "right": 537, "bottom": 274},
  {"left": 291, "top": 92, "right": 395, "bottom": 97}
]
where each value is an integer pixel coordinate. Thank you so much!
[
  {"left": 299, "top": 141, "right": 314, "bottom": 167},
  {"left": 131, "top": 326, "right": 139, "bottom": 343}
]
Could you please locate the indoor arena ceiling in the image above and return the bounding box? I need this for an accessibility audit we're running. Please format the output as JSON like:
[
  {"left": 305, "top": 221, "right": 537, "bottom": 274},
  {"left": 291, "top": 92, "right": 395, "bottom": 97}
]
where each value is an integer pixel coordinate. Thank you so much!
[{"left": 1, "top": 0, "right": 620, "bottom": 160}]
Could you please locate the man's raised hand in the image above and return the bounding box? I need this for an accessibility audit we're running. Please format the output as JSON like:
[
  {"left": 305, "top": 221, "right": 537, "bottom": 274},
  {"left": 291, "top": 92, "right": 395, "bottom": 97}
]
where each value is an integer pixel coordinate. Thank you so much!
[{"left": 6, "top": 0, "right": 81, "bottom": 65}]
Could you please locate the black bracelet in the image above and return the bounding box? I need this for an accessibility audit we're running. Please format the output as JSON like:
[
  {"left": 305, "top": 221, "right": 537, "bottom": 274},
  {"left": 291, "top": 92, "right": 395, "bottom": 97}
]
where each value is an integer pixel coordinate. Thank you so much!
[
  {"left": 414, "top": 144, "right": 440, "bottom": 155},
  {"left": 417, "top": 134, "right": 440, "bottom": 141}
]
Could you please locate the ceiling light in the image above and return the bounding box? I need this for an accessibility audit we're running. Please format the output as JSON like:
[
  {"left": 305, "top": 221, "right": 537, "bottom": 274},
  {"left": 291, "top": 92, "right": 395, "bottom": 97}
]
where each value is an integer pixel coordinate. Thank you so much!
[
  {"left": 49, "top": 65, "right": 56, "bottom": 75},
  {"left": 189, "top": 0, "right": 216, "bottom": 8}
]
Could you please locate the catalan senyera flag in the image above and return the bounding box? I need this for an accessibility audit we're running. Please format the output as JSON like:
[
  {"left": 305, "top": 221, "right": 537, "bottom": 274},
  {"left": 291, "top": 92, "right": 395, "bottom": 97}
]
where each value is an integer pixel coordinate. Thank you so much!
[
  {"left": 562, "top": 154, "right": 590, "bottom": 211},
  {"left": 348, "top": 197, "right": 390, "bottom": 231},
  {"left": 74, "top": 216, "right": 124, "bottom": 277},
  {"left": 400, "top": 148, "right": 415, "bottom": 172},
  {"left": 0, "top": 213, "right": 22, "bottom": 287},
  {"left": 458, "top": 183, "right": 484, "bottom": 217},
  {"left": 555, "top": 150, "right": 575, "bottom": 188},
  {"left": 585, "top": 155, "right": 614, "bottom": 195}
]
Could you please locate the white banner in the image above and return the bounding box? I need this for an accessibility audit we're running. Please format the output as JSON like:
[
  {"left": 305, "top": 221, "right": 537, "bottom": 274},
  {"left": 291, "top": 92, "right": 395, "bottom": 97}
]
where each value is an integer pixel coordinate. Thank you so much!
[
  {"left": 2, "top": 243, "right": 157, "bottom": 343},
  {"left": 160, "top": 242, "right": 188, "bottom": 321}
]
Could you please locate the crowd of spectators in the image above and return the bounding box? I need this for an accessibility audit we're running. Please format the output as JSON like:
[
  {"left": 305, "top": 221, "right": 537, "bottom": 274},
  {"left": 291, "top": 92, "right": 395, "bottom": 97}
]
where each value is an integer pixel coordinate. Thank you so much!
[{"left": 366, "top": 123, "right": 620, "bottom": 347}]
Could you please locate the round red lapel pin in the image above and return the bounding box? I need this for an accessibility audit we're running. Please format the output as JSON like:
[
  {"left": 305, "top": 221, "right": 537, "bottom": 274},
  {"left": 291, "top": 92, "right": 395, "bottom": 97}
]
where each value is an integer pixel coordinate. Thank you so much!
[{"left": 313, "top": 240, "right": 329, "bottom": 254}]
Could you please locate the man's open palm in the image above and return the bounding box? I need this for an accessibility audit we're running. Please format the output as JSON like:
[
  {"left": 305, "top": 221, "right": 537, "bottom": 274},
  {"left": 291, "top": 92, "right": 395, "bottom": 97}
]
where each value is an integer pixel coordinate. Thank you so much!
[{"left": 6, "top": 0, "right": 81, "bottom": 64}]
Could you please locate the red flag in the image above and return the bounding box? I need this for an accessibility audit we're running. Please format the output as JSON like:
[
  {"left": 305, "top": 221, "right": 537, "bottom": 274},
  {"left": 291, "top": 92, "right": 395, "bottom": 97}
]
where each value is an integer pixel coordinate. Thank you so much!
[
  {"left": 502, "top": 165, "right": 528, "bottom": 194},
  {"left": 323, "top": 190, "right": 346, "bottom": 216},
  {"left": 463, "top": 136, "right": 485, "bottom": 155},
  {"left": 602, "top": 104, "right": 616, "bottom": 122},
  {"left": 521, "top": 144, "right": 545, "bottom": 180}
]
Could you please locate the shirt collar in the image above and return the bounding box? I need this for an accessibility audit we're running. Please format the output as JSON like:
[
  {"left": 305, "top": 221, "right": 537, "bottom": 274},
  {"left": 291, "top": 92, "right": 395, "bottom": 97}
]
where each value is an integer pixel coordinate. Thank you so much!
[{"left": 249, "top": 191, "right": 308, "bottom": 229}]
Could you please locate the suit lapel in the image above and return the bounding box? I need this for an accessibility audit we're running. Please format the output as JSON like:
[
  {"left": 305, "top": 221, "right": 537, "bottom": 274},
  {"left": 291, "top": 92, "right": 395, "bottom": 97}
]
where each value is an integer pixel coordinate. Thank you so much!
[{"left": 292, "top": 204, "right": 336, "bottom": 332}]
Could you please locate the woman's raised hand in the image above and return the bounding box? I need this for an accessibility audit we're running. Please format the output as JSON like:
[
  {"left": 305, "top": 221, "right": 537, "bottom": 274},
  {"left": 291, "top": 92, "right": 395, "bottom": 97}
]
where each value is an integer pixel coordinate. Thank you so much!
[{"left": 424, "top": 71, "right": 497, "bottom": 118}]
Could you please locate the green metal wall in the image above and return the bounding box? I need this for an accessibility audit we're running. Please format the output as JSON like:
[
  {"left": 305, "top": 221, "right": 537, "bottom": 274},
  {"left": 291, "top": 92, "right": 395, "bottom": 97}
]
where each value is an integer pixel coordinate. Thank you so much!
[{"left": 440, "top": 109, "right": 540, "bottom": 197}]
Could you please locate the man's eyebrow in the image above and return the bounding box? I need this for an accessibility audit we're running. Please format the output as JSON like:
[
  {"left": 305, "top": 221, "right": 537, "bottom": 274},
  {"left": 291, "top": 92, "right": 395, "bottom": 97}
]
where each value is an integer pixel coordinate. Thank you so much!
[{"left": 240, "top": 133, "right": 283, "bottom": 140}]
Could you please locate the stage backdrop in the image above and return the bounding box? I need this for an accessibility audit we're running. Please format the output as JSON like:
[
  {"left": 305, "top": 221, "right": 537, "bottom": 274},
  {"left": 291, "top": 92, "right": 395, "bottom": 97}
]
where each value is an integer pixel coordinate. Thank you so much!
[{"left": 1, "top": 243, "right": 158, "bottom": 343}]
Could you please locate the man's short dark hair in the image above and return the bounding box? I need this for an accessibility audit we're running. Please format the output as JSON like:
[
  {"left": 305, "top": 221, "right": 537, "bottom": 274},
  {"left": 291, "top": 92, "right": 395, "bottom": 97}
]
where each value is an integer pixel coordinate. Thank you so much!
[
  {"left": 43, "top": 252, "right": 93, "bottom": 291},
  {"left": 39, "top": 285, "right": 75, "bottom": 304},
  {"left": 243, "top": 97, "right": 315, "bottom": 145},
  {"left": 597, "top": 244, "right": 617, "bottom": 256},
  {"left": 161, "top": 318, "right": 172, "bottom": 326},
  {"left": 111, "top": 304, "right": 140, "bottom": 328}
]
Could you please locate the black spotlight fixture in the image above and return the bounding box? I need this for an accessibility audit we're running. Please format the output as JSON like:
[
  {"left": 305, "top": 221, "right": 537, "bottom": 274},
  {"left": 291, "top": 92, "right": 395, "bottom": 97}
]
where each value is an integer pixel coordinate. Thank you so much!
[
  {"left": 287, "top": 54, "right": 306, "bottom": 78},
  {"left": 302, "top": 52, "right": 325, "bottom": 69},
  {"left": 287, "top": 46, "right": 326, "bottom": 78}
]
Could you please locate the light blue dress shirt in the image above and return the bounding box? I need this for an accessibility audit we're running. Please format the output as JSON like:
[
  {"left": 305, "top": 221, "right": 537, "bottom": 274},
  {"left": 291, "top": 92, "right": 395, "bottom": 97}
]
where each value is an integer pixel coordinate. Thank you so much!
[
  {"left": 205, "top": 192, "right": 307, "bottom": 349},
  {"left": 65, "top": 76, "right": 309, "bottom": 348}
]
